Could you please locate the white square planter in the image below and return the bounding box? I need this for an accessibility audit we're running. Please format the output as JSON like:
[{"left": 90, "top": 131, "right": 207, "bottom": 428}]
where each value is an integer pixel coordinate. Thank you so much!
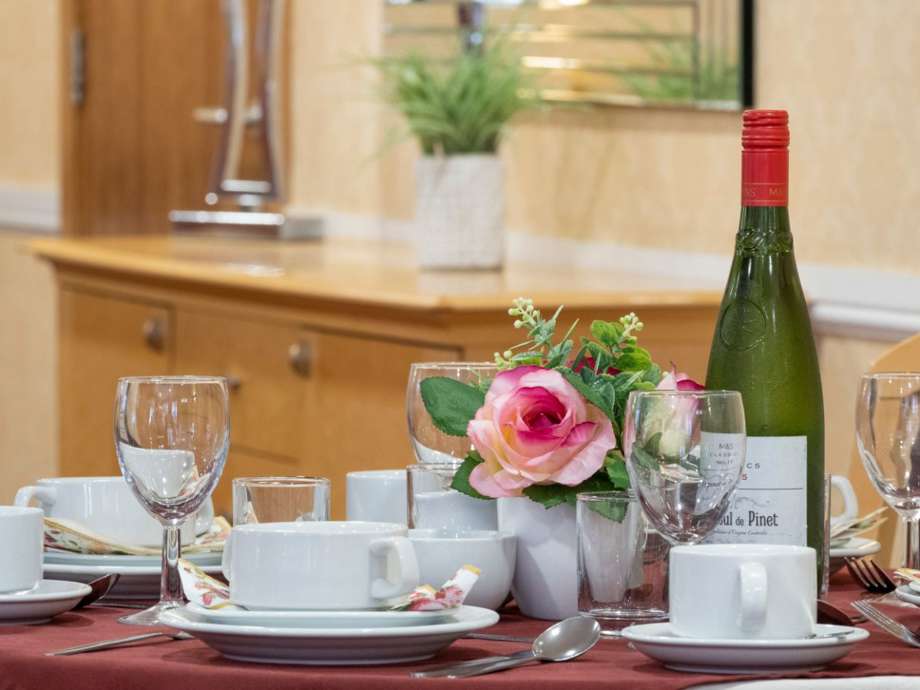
[{"left": 415, "top": 154, "right": 505, "bottom": 270}]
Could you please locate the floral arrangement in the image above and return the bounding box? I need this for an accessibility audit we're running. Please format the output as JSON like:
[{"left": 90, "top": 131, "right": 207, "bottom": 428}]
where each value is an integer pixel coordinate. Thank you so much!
[{"left": 420, "top": 298, "right": 701, "bottom": 515}]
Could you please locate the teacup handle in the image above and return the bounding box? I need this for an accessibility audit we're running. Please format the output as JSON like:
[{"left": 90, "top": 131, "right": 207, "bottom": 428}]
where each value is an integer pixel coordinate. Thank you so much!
[
  {"left": 221, "top": 532, "right": 234, "bottom": 582},
  {"left": 369, "top": 536, "right": 420, "bottom": 600},
  {"left": 830, "top": 475, "right": 859, "bottom": 527},
  {"left": 738, "top": 561, "right": 767, "bottom": 633},
  {"left": 13, "top": 485, "right": 56, "bottom": 511}
]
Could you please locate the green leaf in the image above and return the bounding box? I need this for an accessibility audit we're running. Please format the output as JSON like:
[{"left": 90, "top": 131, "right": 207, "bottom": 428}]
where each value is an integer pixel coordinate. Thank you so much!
[
  {"left": 448, "top": 451, "right": 491, "bottom": 500},
  {"left": 590, "top": 320, "right": 624, "bottom": 348},
  {"left": 587, "top": 499, "right": 628, "bottom": 522},
  {"left": 604, "top": 450, "right": 630, "bottom": 489},
  {"left": 558, "top": 367, "right": 618, "bottom": 427},
  {"left": 631, "top": 444, "right": 660, "bottom": 472},
  {"left": 419, "top": 377, "right": 485, "bottom": 437},
  {"left": 522, "top": 483, "right": 571, "bottom": 509}
]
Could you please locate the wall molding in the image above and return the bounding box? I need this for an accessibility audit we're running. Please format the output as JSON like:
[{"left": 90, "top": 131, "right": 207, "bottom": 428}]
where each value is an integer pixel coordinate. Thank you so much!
[
  {"left": 0, "top": 184, "right": 59, "bottom": 233},
  {"left": 293, "top": 207, "right": 920, "bottom": 343}
]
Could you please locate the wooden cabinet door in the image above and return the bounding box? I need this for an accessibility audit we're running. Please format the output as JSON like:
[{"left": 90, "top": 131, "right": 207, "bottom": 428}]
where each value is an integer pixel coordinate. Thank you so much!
[
  {"left": 59, "top": 289, "right": 172, "bottom": 476},
  {"left": 311, "top": 333, "right": 460, "bottom": 518}
]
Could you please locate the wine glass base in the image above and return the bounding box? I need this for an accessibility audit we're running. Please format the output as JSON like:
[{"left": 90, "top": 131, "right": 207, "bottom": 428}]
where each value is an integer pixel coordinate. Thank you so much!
[{"left": 117, "top": 601, "right": 183, "bottom": 626}]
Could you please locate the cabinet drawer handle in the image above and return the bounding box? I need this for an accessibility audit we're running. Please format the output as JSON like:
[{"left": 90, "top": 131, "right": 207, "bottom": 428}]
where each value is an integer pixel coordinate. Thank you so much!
[
  {"left": 226, "top": 375, "right": 242, "bottom": 392},
  {"left": 142, "top": 318, "right": 165, "bottom": 352},
  {"left": 288, "top": 342, "right": 311, "bottom": 377}
]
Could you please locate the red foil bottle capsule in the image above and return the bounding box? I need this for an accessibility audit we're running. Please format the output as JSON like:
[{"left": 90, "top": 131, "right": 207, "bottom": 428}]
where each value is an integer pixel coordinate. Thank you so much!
[{"left": 741, "top": 109, "right": 789, "bottom": 207}]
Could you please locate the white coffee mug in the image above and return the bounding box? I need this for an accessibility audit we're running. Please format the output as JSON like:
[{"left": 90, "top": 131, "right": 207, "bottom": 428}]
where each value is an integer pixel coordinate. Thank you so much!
[
  {"left": 14, "top": 477, "right": 212, "bottom": 547},
  {"left": 829, "top": 475, "right": 859, "bottom": 528},
  {"left": 346, "top": 470, "right": 408, "bottom": 525},
  {"left": 670, "top": 544, "right": 816, "bottom": 640},
  {"left": 222, "top": 521, "right": 419, "bottom": 610},
  {"left": 0, "top": 506, "right": 43, "bottom": 593}
]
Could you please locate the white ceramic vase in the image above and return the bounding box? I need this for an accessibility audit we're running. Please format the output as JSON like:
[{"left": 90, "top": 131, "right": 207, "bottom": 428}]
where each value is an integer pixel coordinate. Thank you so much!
[
  {"left": 415, "top": 154, "right": 504, "bottom": 270},
  {"left": 497, "top": 497, "right": 578, "bottom": 620}
]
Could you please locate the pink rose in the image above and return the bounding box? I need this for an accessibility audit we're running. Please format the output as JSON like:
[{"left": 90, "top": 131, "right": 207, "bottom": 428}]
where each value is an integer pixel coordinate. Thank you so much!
[
  {"left": 656, "top": 368, "right": 704, "bottom": 392},
  {"left": 467, "top": 366, "right": 616, "bottom": 498},
  {"left": 623, "top": 367, "right": 703, "bottom": 460}
]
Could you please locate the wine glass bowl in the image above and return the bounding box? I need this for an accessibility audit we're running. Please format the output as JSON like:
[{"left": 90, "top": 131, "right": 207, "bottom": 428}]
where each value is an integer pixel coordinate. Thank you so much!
[
  {"left": 624, "top": 390, "right": 746, "bottom": 545},
  {"left": 856, "top": 372, "right": 920, "bottom": 567},
  {"left": 406, "top": 362, "right": 496, "bottom": 464},
  {"left": 114, "top": 375, "right": 230, "bottom": 625}
]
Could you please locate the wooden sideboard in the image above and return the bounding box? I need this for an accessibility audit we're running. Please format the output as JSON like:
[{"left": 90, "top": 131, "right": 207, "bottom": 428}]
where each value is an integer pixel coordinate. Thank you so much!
[{"left": 33, "top": 236, "right": 722, "bottom": 518}]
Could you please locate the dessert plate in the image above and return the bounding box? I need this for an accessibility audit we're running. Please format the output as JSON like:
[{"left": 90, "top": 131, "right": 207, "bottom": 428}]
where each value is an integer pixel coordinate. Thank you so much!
[
  {"left": 0, "top": 580, "right": 91, "bottom": 625},
  {"left": 160, "top": 604, "right": 499, "bottom": 665},
  {"left": 828, "top": 537, "right": 881, "bottom": 575},
  {"left": 186, "top": 603, "right": 456, "bottom": 629},
  {"left": 622, "top": 623, "right": 868, "bottom": 674},
  {"left": 43, "top": 557, "right": 222, "bottom": 601}
]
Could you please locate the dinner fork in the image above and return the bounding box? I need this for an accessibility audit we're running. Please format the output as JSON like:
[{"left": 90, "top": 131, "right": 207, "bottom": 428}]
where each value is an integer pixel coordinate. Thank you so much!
[
  {"left": 845, "top": 557, "right": 897, "bottom": 594},
  {"left": 851, "top": 599, "right": 920, "bottom": 648},
  {"left": 46, "top": 631, "right": 194, "bottom": 656}
]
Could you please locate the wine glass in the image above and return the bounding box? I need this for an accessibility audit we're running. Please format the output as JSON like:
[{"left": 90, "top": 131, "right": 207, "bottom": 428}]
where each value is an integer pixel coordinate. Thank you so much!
[
  {"left": 624, "top": 389, "right": 746, "bottom": 545},
  {"left": 406, "top": 362, "right": 496, "bottom": 464},
  {"left": 114, "top": 376, "right": 230, "bottom": 625},
  {"left": 856, "top": 372, "right": 920, "bottom": 569}
]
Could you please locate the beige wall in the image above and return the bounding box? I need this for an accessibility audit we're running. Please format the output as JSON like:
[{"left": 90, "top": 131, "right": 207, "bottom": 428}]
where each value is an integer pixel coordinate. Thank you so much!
[{"left": 0, "top": 231, "right": 57, "bottom": 502}]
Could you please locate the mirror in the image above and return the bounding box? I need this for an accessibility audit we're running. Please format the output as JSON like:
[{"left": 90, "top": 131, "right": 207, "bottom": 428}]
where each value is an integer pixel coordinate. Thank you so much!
[{"left": 384, "top": 0, "right": 753, "bottom": 111}]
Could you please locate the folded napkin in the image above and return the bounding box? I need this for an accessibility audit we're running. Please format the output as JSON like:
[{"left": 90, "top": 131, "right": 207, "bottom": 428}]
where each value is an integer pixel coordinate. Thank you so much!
[
  {"left": 177, "top": 559, "right": 481, "bottom": 612},
  {"left": 830, "top": 507, "right": 887, "bottom": 547},
  {"left": 44, "top": 516, "right": 231, "bottom": 556}
]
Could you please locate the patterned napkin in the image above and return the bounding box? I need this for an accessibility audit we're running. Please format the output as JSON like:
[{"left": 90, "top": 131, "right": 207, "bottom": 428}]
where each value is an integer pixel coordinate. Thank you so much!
[
  {"left": 830, "top": 507, "right": 887, "bottom": 548},
  {"left": 177, "top": 559, "right": 481, "bottom": 612},
  {"left": 44, "top": 516, "right": 231, "bottom": 556}
]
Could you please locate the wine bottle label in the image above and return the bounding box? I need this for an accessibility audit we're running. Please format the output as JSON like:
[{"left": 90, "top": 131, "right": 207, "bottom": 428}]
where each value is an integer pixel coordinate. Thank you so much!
[{"left": 706, "top": 436, "right": 807, "bottom": 545}]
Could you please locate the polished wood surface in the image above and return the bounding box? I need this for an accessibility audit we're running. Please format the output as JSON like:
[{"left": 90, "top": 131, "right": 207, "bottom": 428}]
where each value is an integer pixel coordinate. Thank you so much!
[{"left": 38, "top": 235, "right": 720, "bottom": 517}]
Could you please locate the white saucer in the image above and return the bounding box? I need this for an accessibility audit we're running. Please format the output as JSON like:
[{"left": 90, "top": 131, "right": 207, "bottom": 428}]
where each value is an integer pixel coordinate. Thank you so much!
[
  {"left": 187, "top": 604, "right": 456, "bottom": 629},
  {"left": 43, "top": 556, "right": 223, "bottom": 601},
  {"left": 622, "top": 623, "right": 868, "bottom": 674},
  {"left": 895, "top": 584, "right": 920, "bottom": 605},
  {"left": 0, "top": 580, "right": 91, "bottom": 625},
  {"left": 161, "top": 604, "right": 499, "bottom": 665},
  {"left": 829, "top": 537, "right": 881, "bottom": 574}
]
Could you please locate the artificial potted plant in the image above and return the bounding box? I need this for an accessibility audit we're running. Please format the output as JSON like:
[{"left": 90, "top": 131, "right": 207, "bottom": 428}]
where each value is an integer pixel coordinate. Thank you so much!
[{"left": 377, "top": 42, "right": 531, "bottom": 270}]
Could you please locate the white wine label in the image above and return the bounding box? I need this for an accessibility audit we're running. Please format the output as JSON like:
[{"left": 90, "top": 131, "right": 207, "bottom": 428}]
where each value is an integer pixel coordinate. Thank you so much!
[{"left": 706, "top": 435, "right": 807, "bottom": 545}]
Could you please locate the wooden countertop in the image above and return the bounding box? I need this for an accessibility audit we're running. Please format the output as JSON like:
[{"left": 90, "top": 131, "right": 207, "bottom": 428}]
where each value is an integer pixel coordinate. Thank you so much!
[{"left": 32, "top": 235, "right": 722, "bottom": 312}]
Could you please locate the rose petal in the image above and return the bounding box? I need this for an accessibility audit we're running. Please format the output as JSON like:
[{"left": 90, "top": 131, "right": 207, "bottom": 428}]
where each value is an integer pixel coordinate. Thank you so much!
[{"left": 469, "top": 462, "right": 527, "bottom": 498}]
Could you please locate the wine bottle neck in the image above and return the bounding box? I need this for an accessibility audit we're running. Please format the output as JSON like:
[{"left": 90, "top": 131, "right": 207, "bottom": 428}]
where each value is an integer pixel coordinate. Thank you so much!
[{"left": 737, "top": 206, "right": 793, "bottom": 255}]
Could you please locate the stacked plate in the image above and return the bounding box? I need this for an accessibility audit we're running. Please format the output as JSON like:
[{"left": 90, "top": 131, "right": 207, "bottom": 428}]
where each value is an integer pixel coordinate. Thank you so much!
[
  {"left": 894, "top": 580, "right": 920, "bottom": 606},
  {"left": 43, "top": 551, "right": 222, "bottom": 602},
  {"left": 160, "top": 604, "right": 499, "bottom": 665},
  {"left": 829, "top": 537, "right": 881, "bottom": 575}
]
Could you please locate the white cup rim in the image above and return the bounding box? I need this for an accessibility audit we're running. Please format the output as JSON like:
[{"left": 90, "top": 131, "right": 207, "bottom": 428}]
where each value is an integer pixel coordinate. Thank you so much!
[
  {"left": 347, "top": 470, "right": 406, "bottom": 479},
  {"left": 234, "top": 520, "right": 404, "bottom": 535},
  {"left": 409, "top": 528, "right": 514, "bottom": 542},
  {"left": 34, "top": 476, "right": 126, "bottom": 483},
  {"left": 0, "top": 506, "right": 43, "bottom": 517}
]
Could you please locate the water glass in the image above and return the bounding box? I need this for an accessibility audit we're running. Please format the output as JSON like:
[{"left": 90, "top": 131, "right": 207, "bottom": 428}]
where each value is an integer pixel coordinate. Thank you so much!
[
  {"left": 407, "top": 462, "right": 497, "bottom": 532},
  {"left": 406, "top": 362, "right": 496, "bottom": 464},
  {"left": 114, "top": 375, "right": 230, "bottom": 625},
  {"left": 624, "top": 389, "right": 746, "bottom": 545},
  {"left": 232, "top": 476, "right": 331, "bottom": 525},
  {"left": 856, "top": 372, "right": 920, "bottom": 569},
  {"left": 577, "top": 491, "right": 669, "bottom": 636}
]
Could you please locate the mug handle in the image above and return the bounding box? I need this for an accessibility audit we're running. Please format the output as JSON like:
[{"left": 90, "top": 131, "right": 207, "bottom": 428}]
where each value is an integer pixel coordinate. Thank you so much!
[
  {"left": 738, "top": 561, "right": 768, "bottom": 633},
  {"left": 830, "top": 475, "right": 859, "bottom": 527},
  {"left": 221, "top": 532, "right": 234, "bottom": 582},
  {"left": 13, "top": 485, "right": 56, "bottom": 511},
  {"left": 369, "top": 536, "right": 420, "bottom": 600}
]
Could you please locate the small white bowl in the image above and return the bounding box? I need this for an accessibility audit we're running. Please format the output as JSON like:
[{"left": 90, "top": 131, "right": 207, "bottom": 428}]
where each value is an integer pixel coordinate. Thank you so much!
[{"left": 409, "top": 529, "right": 516, "bottom": 611}]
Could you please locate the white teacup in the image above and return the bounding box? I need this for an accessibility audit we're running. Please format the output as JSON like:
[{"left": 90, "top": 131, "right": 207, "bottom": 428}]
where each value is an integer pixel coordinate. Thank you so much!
[
  {"left": 670, "top": 544, "right": 816, "bottom": 640},
  {"left": 410, "top": 529, "right": 515, "bottom": 610},
  {"left": 222, "top": 521, "right": 420, "bottom": 610},
  {"left": 830, "top": 475, "right": 859, "bottom": 529},
  {"left": 346, "top": 470, "right": 408, "bottom": 525},
  {"left": 14, "top": 477, "right": 213, "bottom": 548},
  {"left": 0, "top": 506, "right": 43, "bottom": 593}
]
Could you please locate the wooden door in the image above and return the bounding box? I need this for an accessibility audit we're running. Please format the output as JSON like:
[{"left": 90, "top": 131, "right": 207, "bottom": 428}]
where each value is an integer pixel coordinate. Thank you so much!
[
  {"left": 60, "top": 0, "right": 289, "bottom": 236},
  {"left": 59, "top": 289, "right": 173, "bottom": 476}
]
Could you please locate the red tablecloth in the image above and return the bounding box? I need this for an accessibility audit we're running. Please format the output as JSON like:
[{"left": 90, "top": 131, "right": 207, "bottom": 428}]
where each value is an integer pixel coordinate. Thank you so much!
[{"left": 0, "top": 575, "right": 918, "bottom": 690}]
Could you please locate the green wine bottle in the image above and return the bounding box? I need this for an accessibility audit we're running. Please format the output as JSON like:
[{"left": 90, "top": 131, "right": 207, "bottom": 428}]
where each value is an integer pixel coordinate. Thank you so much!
[{"left": 705, "top": 110, "right": 825, "bottom": 574}]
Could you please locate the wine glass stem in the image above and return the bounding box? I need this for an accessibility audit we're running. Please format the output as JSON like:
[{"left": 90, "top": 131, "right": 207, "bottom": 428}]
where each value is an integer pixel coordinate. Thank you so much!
[
  {"left": 160, "top": 524, "right": 184, "bottom": 606},
  {"left": 907, "top": 517, "right": 920, "bottom": 571}
]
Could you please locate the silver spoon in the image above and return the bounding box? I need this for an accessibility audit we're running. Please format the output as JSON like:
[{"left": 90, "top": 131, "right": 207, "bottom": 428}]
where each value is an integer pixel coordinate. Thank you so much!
[
  {"left": 411, "top": 616, "right": 601, "bottom": 679},
  {"left": 73, "top": 574, "right": 120, "bottom": 610}
]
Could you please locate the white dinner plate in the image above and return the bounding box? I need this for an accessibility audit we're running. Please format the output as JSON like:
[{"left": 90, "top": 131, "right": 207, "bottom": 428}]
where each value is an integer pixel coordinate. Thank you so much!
[
  {"left": 0, "top": 579, "right": 91, "bottom": 625},
  {"left": 160, "top": 604, "right": 499, "bottom": 665},
  {"left": 896, "top": 584, "right": 920, "bottom": 605},
  {"left": 43, "top": 558, "right": 223, "bottom": 601},
  {"left": 44, "top": 550, "right": 222, "bottom": 568},
  {"left": 186, "top": 603, "right": 456, "bottom": 629},
  {"left": 622, "top": 622, "right": 868, "bottom": 674},
  {"left": 828, "top": 537, "right": 881, "bottom": 574}
]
